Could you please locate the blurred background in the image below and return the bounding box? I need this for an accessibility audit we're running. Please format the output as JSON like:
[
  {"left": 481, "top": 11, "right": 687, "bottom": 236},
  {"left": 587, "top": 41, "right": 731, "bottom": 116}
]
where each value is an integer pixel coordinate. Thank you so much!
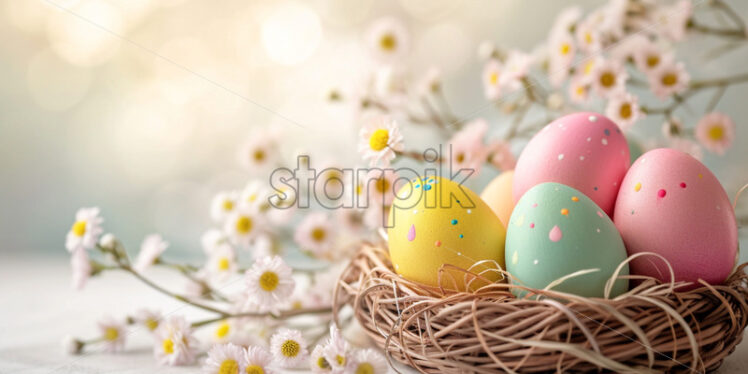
[{"left": 1, "top": 0, "right": 746, "bottom": 261}]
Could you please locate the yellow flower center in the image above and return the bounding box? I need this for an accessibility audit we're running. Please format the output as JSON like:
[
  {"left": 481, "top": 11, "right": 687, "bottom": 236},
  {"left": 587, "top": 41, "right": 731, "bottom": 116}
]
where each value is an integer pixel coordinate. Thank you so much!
[
  {"left": 219, "top": 359, "right": 240, "bottom": 374},
  {"left": 584, "top": 32, "right": 592, "bottom": 44},
  {"left": 646, "top": 55, "right": 660, "bottom": 68},
  {"left": 583, "top": 60, "right": 595, "bottom": 75},
  {"left": 72, "top": 220, "right": 87, "bottom": 237},
  {"left": 456, "top": 152, "right": 465, "bottom": 163},
  {"left": 253, "top": 149, "right": 266, "bottom": 162},
  {"left": 292, "top": 300, "right": 303, "bottom": 310},
  {"left": 559, "top": 42, "right": 571, "bottom": 56},
  {"left": 356, "top": 362, "right": 375, "bottom": 374},
  {"left": 103, "top": 327, "right": 119, "bottom": 341},
  {"left": 280, "top": 340, "right": 300, "bottom": 357},
  {"left": 661, "top": 72, "right": 678, "bottom": 86},
  {"left": 145, "top": 318, "right": 159, "bottom": 331},
  {"left": 218, "top": 257, "right": 231, "bottom": 271},
  {"left": 311, "top": 227, "right": 327, "bottom": 242},
  {"left": 246, "top": 365, "right": 265, "bottom": 374},
  {"left": 575, "top": 85, "right": 586, "bottom": 96},
  {"left": 336, "top": 355, "right": 345, "bottom": 365},
  {"left": 619, "top": 103, "right": 632, "bottom": 119},
  {"left": 379, "top": 33, "right": 396, "bottom": 51},
  {"left": 368, "top": 129, "right": 390, "bottom": 151},
  {"left": 489, "top": 71, "right": 499, "bottom": 85},
  {"left": 162, "top": 338, "right": 174, "bottom": 354},
  {"left": 215, "top": 321, "right": 230, "bottom": 338},
  {"left": 235, "top": 216, "right": 253, "bottom": 234},
  {"left": 599, "top": 71, "right": 615, "bottom": 88},
  {"left": 355, "top": 184, "right": 363, "bottom": 196},
  {"left": 259, "top": 271, "right": 279, "bottom": 291},
  {"left": 708, "top": 125, "right": 724, "bottom": 141},
  {"left": 316, "top": 356, "right": 330, "bottom": 369},
  {"left": 375, "top": 177, "right": 390, "bottom": 194},
  {"left": 222, "top": 200, "right": 234, "bottom": 211}
]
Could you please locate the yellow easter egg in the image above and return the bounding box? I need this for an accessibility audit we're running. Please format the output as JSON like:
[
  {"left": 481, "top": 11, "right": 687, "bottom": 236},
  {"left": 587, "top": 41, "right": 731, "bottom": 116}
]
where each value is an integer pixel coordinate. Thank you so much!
[
  {"left": 480, "top": 170, "right": 515, "bottom": 228},
  {"left": 387, "top": 176, "right": 506, "bottom": 290}
]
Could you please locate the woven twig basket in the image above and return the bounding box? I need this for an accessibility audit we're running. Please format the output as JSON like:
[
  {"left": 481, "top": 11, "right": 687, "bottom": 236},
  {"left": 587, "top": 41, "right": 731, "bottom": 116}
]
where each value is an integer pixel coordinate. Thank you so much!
[{"left": 333, "top": 245, "right": 748, "bottom": 374}]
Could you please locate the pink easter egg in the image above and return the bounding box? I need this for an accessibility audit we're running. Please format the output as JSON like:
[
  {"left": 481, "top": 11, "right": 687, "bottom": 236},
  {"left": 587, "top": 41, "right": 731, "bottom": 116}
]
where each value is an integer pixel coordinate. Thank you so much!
[
  {"left": 513, "top": 112, "right": 630, "bottom": 216},
  {"left": 614, "top": 148, "right": 737, "bottom": 289}
]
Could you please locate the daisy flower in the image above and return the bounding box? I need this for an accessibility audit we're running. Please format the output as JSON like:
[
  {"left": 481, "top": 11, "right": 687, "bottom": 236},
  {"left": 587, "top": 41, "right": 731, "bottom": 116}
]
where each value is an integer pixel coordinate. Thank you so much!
[
  {"left": 238, "top": 131, "right": 279, "bottom": 173},
  {"left": 502, "top": 50, "right": 533, "bottom": 92},
  {"left": 293, "top": 213, "right": 337, "bottom": 258},
  {"left": 270, "top": 328, "right": 309, "bottom": 368},
  {"left": 482, "top": 59, "right": 503, "bottom": 100},
  {"left": 97, "top": 316, "right": 126, "bottom": 353},
  {"left": 417, "top": 66, "right": 441, "bottom": 96},
  {"left": 315, "top": 166, "right": 347, "bottom": 203},
  {"left": 133, "top": 234, "right": 168, "bottom": 273},
  {"left": 605, "top": 92, "right": 643, "bottom": 131},
  {"left": 98, "top": 233, "right": 117, "bottom": 251},
  {"left": 448, "top": 119, "right": 489, "bottom": 175},
  {"left": 568, "top": 76, "right": 590, "bottom": 104},
  {"left": 245, "top": 256, "right": 295, "bottom": 313},
  {"left": 212, "top": 319, "right": 235, "bottom": 343},
  {"left": 62, "top": 335, "right": 84, "bottom": 355},
  {"left": 206, "top": 245, "right": 237, "bottom": 281},
  {"left": 201, "top": 229, "right": 229, "bottom": 255},
  {"left": 210, "top": 191, "right": 239, "bottom": 223},
  {"left": 65, "top": 207, "right": 103, "bottom": 252},
  {"left": 250, "top": 234, "right": 280, "bottom": 261},
  {"left": 591, "top": 59, "right": 627, "bottom": 98},
  {"left": 322, "top": 325, "right": 350, "bottom": 373},
  {"left": 362, "top": 169, "right": 399, "bottom": 207},
  {"left": 574, "top": 18, "right": 601, "bottom": 53},
  {"left": 365, "top": 17, "right": 409, "bottom": 63},
  {"left": 70, "top": 248, "right": 92, "bottom": 290},
  {"left": 244, "top": 346, "right": 275, "bottom": 374},
  {"left": 358, "top": 116, "right": 404, "bottom": 167},
  {"left": 609, "top": 34, "right": 647, "bottom": 62},
  {"left": 224, "top": 206, "right": 262, "bottom": 248},
  {"left": 310, "top": 345, "right": 331, "bottom": 373},
  {"left": 240, "top": 180, "right": 271, "bottom": 210},
  {"left": 661, "top": 117, "right": 683, "bottom": 140},
  {"left": 350, "top": 348, "right": 388, "bottom": 374},
  {"left": 154, "top": 316, "right": 198, "bottom": 366},
  {"left": 203, "top": 343, "right": 246, "bottom": 374},
  {"left": 648, "top": 59, "right": 689, "bottom": 99},
  {"left": 486, "top": 140, "right": 516, "bottom": 171},
  {"left": 134, "top": 309, "right": 162, "bottom": 333},
  {"left": 548, "top": 33, "right": 575, "bottom": 87},
  {"left": 651, "top": 0, "right": 692, "bottom": 41},
  {"left": 184, "top": 270, "right": 211, "bottom": 299},
  {"left": 550, "top": 6, "right": 582, "bottom": 37},
  {"left": 695, "top": 112, "right": 735, "bottom": 155},
  {"left": 633, "top": 40, "right": 671, "bottom": 75}
]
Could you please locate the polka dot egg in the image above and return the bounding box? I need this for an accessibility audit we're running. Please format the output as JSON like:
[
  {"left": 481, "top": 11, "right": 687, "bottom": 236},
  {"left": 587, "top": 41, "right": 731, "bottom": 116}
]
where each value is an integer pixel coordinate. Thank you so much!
[
  {"left": 506, "top": 182, "right": 629, "bottom": 298},
  {"left": 387, "top": 176, "right": 506, "bottom": 290},
  {"left": 614, "top": 148, "right": 738, "bottom": 289},
  {"left": 513, "top": 112, "right": 630, "bottom": 217}
]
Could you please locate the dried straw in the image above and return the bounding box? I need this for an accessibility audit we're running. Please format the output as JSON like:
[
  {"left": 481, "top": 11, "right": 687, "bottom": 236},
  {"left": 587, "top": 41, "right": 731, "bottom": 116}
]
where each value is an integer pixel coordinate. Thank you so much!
[{"left": 333, "top": 245, "right": 748, "bottom": 373}]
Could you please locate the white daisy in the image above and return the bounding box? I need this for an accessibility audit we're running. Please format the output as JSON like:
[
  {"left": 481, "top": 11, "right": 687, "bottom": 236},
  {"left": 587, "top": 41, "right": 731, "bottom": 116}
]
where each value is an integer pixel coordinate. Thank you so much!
[
  {"left": 651, "top": 0, "right": 692, "bottom": 41},
  {"left": 97, "top": 316, "right": 126, "bottom": 353},
  {"left": 574, "top": 18, "right": 601, "bottom": 53},
  {"left": 62, "top": 335, "right": 84, "bottom": 355},
  {"left": 633, "top": 39, "right": 671, "bottom": 75},
  {"left": 201, "top": 229, "right": 229, "bottom": 255},
  {"left": 154, "top": 316, "right": 198, "bottom": 366},
  {"left": 502, "top": 50, "right": 532, "bottom": 91},
  {"left": 482, "top": 59, "right": 503, "bottom": 100},
  {"left": 417, "top": 66, "right": 441, "bottom": 96},
  {"left": 448, "top": 119, "right": 489, "bottom": 176},
  {"left": 250, "top": 234, "right": 280, "bottom": 261},
  {"left": 245, "top": 256, "right": 295, "bottom": 314},
  {"left": 648, "top": 59, "right": 689, "bottom": 99},
  {"left": 548, "top": 33, "right": 575, "bottom": 87},
  {"left": 567, "top": 76, "right": 590, "bottom": 104},
  {"left": 362, "top": 169, "right": 399, "bottom": 207},
  {"left": 70, "top": 248, "right": 92, "bottom": 290},
  {"left": 695, "top": 112, "right": 735, "bottom": 155},
  {"left": 98, "top": 233, "right": 117, "bottom": 251},
  {"left": 65, "top": 207, "right": 103, "bottom": 252},
  {"left": 224, "top": 206, "right": 262, "bottom": 248},
  {"left": 315, "top": 165, "right": 347, "bottom": 203},
  {"left": 238, "top": 132, "right": 279, "bottom": 173},
  {"left": 134, "top": 309, "right": 162, "bottom": 333},
  {"left": 322, "top": 325, "right": 350, "bottom": 373},
  {"left": 244, "top": 346, "right": 275, "bottom": 374},
  {"left": 350, "top": 348, "right": 388, "bottom": 374},
  {"left": 591, "top": 59, "right": 627, "bottom": 98},
  {"left": 203, "top": 342, "right": 246, "bottom": 374},
  {"left": 270, "top": 328, "right": 308, "bottom": 368},
  {"left": 605, "top": 92, "right": 643, "bottom": 131},
  {"left": 293, "top": 213, "right": 337, "bottom": 258},
  {"left": 365, "top": 17, "right": 409, "bottom": 63},
  {"left": 358, "top": 116, "right": 404, "bottom": 167},
  {"left": 206, "top": 245, "right": 238, "bottom": 281},
  {"left": 550, "top": 6, "right": 582, "bottom": 37},
  {"left": 210, "top": 191, "right": 239, "bottom": 223},
  {"left": 133, "top": 234, "right": 168, "bottom": 273},
  {"left": 310, "top": 345, "right": 331, "bottom": 373},
  {"left": 212, "top": 319, "right": 235, "bottom": 343}
]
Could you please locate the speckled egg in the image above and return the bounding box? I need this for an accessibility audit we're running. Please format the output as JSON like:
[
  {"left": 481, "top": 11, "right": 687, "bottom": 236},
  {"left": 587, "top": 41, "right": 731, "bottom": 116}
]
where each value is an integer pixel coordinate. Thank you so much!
[
  {"left": 480, "top": 170, "right": 515, "bottom": 228},
  {"left": 614, "top": 148, "right": 738, "bottom": 289},
  {"left": 513, "top": 112, "right": 630, "bottom": 217},
  {"left": 506, "top": 183, "right": 629, "bottom": 297},
  {"left": 388, "top": 176, "right": 506, "bottom": 290}
]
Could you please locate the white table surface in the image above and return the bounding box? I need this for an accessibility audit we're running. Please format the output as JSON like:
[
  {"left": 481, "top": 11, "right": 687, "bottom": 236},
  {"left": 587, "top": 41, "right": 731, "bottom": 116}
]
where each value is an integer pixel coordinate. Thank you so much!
[{"left": 2, "top": 256, "right": 747, "bottom": 374}]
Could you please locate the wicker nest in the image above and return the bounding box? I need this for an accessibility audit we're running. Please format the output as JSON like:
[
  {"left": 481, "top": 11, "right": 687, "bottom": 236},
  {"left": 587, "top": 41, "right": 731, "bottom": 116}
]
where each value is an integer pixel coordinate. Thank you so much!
[{"left": 333, "top": 245, "right": 748, "bottom": 374}]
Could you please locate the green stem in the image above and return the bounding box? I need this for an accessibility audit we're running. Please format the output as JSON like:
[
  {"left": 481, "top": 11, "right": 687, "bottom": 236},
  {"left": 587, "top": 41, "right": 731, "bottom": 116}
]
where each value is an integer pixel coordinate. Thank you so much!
[{"left": 190, "top": 306, "right": 333, "bottom": 328}]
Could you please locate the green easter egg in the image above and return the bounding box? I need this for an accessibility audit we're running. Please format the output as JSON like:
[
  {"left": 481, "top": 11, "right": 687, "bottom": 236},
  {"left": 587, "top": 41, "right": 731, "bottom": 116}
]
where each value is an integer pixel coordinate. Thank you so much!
[{"left": 506, "top": 182, "right": 628, "bottom": 298}]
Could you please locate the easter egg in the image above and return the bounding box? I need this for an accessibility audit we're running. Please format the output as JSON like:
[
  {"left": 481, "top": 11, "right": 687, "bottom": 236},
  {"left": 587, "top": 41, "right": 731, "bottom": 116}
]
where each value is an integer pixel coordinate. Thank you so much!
[
  {"left": 513, "top": 112, "right": 630, "bottom": 216},
  {"left": 506, "top": 182, "right": 629, "bottom": 297},
  {"left": 613, "top": 148, "right": 737, "bottom": 289},
  {"left": 388, "top": 176, "right": 506, "bottom": 290},
  {"left": 480, "top": 170, "right": 515, "bottom": 228}
]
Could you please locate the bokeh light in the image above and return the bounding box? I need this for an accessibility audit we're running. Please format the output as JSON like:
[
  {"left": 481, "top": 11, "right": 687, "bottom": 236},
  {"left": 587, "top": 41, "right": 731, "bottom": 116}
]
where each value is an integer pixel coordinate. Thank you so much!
[{"left": 261, "top": 2, "right": 322, "bottom": 66}]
